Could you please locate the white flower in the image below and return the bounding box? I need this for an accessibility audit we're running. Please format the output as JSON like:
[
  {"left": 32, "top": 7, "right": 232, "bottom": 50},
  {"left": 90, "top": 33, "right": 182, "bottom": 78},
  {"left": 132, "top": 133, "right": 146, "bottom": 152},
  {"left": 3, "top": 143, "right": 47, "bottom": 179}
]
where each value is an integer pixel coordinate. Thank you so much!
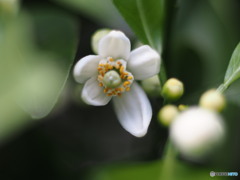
[
  {"left": 170, "top": 107, "right": 225, "bottom": 159},
  {"left": 73, "top": 30, "right": 161, "bottom": 137}
]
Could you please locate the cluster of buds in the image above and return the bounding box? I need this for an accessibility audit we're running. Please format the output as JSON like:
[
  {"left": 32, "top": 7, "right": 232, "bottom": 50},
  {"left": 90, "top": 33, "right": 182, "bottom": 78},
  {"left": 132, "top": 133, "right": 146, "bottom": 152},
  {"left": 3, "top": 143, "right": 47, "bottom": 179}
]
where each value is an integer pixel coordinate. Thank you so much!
[{"left": 157, "top": 78, "right": 226, "bottom": 160}]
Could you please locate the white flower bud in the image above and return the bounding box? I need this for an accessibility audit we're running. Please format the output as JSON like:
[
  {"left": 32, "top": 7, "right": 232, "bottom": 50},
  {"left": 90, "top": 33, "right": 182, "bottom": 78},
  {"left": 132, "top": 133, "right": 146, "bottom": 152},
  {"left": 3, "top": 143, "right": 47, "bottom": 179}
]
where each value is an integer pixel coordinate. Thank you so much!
[
  {"left": 170, "top": 107, "right": 225, "bottom": 160},
  {"left": 199, "top": 89, "right": 226, "bottom": 112},
  {"left": 162, "top": 78, "right": 184, "bottom": 101},
  {"left": 103, "top": 70, "right": 122, "bottom": 88},
  {"left": 158, "top": 105, "right": 179, "bottom": 127},
  {"left": 91, "top": 29, "right": 111, "bottom": 54},
  {"left": 141, "top": 75, "right": 161, "bottom": 97}
]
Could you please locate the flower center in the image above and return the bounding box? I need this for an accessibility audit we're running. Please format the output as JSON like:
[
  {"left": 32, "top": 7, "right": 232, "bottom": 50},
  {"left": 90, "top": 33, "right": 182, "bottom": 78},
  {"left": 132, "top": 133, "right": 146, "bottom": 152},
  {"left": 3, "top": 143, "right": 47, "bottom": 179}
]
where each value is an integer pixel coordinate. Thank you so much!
[
  {"left": 103, "top": 70, "right": 122, "bottom": 88},
  {"left": 97, "top": 57, "right": 134, "bottom": 97}
]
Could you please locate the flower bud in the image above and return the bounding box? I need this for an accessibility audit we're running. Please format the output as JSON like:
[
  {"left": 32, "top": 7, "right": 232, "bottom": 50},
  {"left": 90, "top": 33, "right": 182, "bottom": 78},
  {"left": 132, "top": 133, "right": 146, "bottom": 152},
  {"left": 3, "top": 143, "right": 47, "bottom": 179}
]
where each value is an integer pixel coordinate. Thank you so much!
[
  {"left": 158, "top": 105, "right": 179, "bottom": 127},
  {"left": 199, "top": 89, "right": 226, "bottom": 112},
  {"left": 103, "top": 70, "right": 122, "bottom": 88},
  {"left": 162, "top": 78, "right": 184, "bottom": 101},
  {"left": 91, "top": 28, "right": 111, "bottom": 54},
  {"left": 170, "top": 107, "right": 225, "bottom": 160},
  {"left": 141, "top": 75, "right": 161, "bottom": 97},
  {"left": 178, "top": 104, "right": 188, "bottom": 111}
]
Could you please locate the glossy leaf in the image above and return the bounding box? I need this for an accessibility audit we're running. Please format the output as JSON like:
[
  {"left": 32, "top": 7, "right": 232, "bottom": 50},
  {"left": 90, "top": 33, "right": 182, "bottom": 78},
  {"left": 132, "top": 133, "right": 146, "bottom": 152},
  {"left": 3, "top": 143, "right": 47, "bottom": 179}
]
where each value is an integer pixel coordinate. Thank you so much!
[
  {"left": 18, "top": 7, "right": 78, "bottom": 119},
  {"left": 113, "top": 0, "right": 164, "bottom": 52},
  {"left": 218, "top": 42, "right": 240, "bottom": 92}
]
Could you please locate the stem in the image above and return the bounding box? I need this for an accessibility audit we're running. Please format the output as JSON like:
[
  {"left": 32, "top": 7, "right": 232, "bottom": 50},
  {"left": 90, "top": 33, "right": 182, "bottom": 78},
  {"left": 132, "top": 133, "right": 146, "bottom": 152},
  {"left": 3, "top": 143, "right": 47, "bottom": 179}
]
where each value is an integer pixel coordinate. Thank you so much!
[
  {"left": 159, "top": 61, "right": 167, "bottom": 86},
  {"left": 159, "top": 0, "right": 177, "bottom": 102},
  {"left": 158, "top": 139, "right": 178, "bottom": 179},
  {"left": 217, "top": 84, "right": 228, "bottom": 93}
]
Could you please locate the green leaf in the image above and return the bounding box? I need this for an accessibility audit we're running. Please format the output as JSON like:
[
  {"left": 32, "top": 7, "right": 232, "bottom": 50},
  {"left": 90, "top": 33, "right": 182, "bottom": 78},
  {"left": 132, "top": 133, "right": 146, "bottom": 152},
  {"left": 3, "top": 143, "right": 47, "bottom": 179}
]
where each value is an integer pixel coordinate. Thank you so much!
[
  {"left": 17, "top": 7, "right": 78, "bottom": 119},
  {"left": 0, "top": 6, "right": 78, "bottom": 122},
  {"left": 218, "top": 42, "right": 240, "bottom": 92},
  {"left": 113, "top": 0, "right": 164, "bottom": 52}
]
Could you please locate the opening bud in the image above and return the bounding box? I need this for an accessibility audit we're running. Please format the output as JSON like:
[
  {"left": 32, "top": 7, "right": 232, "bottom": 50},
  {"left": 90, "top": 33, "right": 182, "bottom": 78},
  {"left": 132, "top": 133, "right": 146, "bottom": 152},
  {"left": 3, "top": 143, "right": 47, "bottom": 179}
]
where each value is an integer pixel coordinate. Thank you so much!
[
  {"left": 199, "top": 89, "right": 226, "bottom": 112},
  {"left": 141, "top": 75, "right": 161, "bottom": 97},
  {"left": 91, "top": 28, "right": 111, "bottom": 54},
  {"left": 162, "top": 78, "right": 184, "bottom": 101},
  {"left": 158, "top": 105, "right": 179, "bottom": 127}
]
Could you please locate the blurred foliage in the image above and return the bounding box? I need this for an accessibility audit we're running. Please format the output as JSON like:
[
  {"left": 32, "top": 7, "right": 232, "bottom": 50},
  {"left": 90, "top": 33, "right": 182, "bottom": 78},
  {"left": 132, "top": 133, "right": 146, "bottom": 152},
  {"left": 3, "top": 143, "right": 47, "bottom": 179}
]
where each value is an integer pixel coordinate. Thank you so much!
[
  {"left": 52, "top": 0, "right": 130, "bottom": 31},
  {"left": 0, "top": 2, "right": 78, "bottom": 140},
  {"left": 88, "top": 143, "right": 228, "bottom": 180}
]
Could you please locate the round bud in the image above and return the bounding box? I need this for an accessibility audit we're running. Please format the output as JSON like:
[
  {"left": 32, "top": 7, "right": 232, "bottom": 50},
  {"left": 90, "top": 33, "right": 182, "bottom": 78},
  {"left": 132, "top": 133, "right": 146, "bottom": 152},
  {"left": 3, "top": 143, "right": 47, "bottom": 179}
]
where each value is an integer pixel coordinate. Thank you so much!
[
  {"left": 162, "top": 78, "right": 184, "bottom": 101},
  {"left": 91, "top": 29, "right": 111, "bottom": 54},
  {"left": 170, "top": 107, "right": 225, "bottom": 160},
  {"left": 103, "top": 70, "right": 122, "bottom": 88},
  {"left": 141, "top": 75, "right": 161, "bottom": 97},
  {"left": 199, "top": 89, "right": 226, "bottom": 112},
  {"left": 178, "top": 104, "right": 188, "bottom": 111},
  {"left": 158, "top": 105, "right": 179, "bottom": 127}
]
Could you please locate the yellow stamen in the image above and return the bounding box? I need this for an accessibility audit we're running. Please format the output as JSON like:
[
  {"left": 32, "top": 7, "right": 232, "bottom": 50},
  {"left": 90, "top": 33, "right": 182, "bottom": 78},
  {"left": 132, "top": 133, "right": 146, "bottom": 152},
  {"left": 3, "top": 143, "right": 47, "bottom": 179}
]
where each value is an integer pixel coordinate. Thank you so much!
[
  {"left": 126, "top": 87, "right": 131, "bottom": 91},
  {"left": 120, "top": 75, "right": 125, "bottom": 79},
  {"left": 108, "top": 64, "right": 113, "bottom": 69},
  {"left": 120, "top": 66, "right": 124, "bottom": 73},
  {"left": 119, "top": 88, "right": 124, "bottom": 92},
  {"left": 99, "top": 83, "right": 103, "bottom": 87},
  {"left": 127, "top": 76, "right": 133, "bottom": 80},
  {"left": 115, "top": 65, "right": 120, "bottom": 69},
  {"left": 109, "top": 57, "right": 114, "bottom": 62},
  {"left": 98, "top": 75, "right": 103, "bottom": 80},
  {"left": 123, "top": 81, "right": 130, "bottom": 87},
  {"left": 104, "top": 88, "right": 109, "bottom": 93}
]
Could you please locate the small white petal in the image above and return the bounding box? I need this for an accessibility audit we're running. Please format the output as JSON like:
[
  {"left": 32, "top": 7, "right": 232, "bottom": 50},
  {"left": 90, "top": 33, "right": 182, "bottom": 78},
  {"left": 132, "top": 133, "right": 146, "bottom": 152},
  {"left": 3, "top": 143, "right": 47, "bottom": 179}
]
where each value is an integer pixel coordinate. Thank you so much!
[
  {"left": 98, "top": 30, "right": 131, "bottom": 60},
  {"left": 82, "top": 77, "right": 111, "bottom": 106},
  {"left": 113, "top": 82, "right": 152, "bottom": 137},
  {"left": 73, "top": 55, "right": 101, "bottom": 83},
  {"left": 128, "top": 45, "right": 161, "bottom": 80}
]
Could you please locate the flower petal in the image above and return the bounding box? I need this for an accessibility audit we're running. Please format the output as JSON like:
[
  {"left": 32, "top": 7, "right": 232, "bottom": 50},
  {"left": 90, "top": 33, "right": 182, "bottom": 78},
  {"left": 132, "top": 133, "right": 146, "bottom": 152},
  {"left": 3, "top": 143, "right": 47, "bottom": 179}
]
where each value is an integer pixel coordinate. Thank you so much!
[
  {"left": 82, "top": 77, "right": 111, "bottom": 106},
  {"left": 73, "top": 55, "right": 101, "bottom": 83},
  {"left": 98, "top": 30, "right": 131, "bottom": 60},
  {"left": 113, "top": 82, "right": 152, "bottom": 137},
  {"left": 127, "top": 45, "right": 161, "bottom": 80}
]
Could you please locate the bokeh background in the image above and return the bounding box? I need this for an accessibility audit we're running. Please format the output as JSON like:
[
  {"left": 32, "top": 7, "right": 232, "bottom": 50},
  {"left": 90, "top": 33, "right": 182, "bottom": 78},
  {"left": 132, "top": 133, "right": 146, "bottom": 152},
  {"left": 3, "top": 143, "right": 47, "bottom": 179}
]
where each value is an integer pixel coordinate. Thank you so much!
[{"left": 0, "top": 0, "right": 240, "bottom": 179}]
